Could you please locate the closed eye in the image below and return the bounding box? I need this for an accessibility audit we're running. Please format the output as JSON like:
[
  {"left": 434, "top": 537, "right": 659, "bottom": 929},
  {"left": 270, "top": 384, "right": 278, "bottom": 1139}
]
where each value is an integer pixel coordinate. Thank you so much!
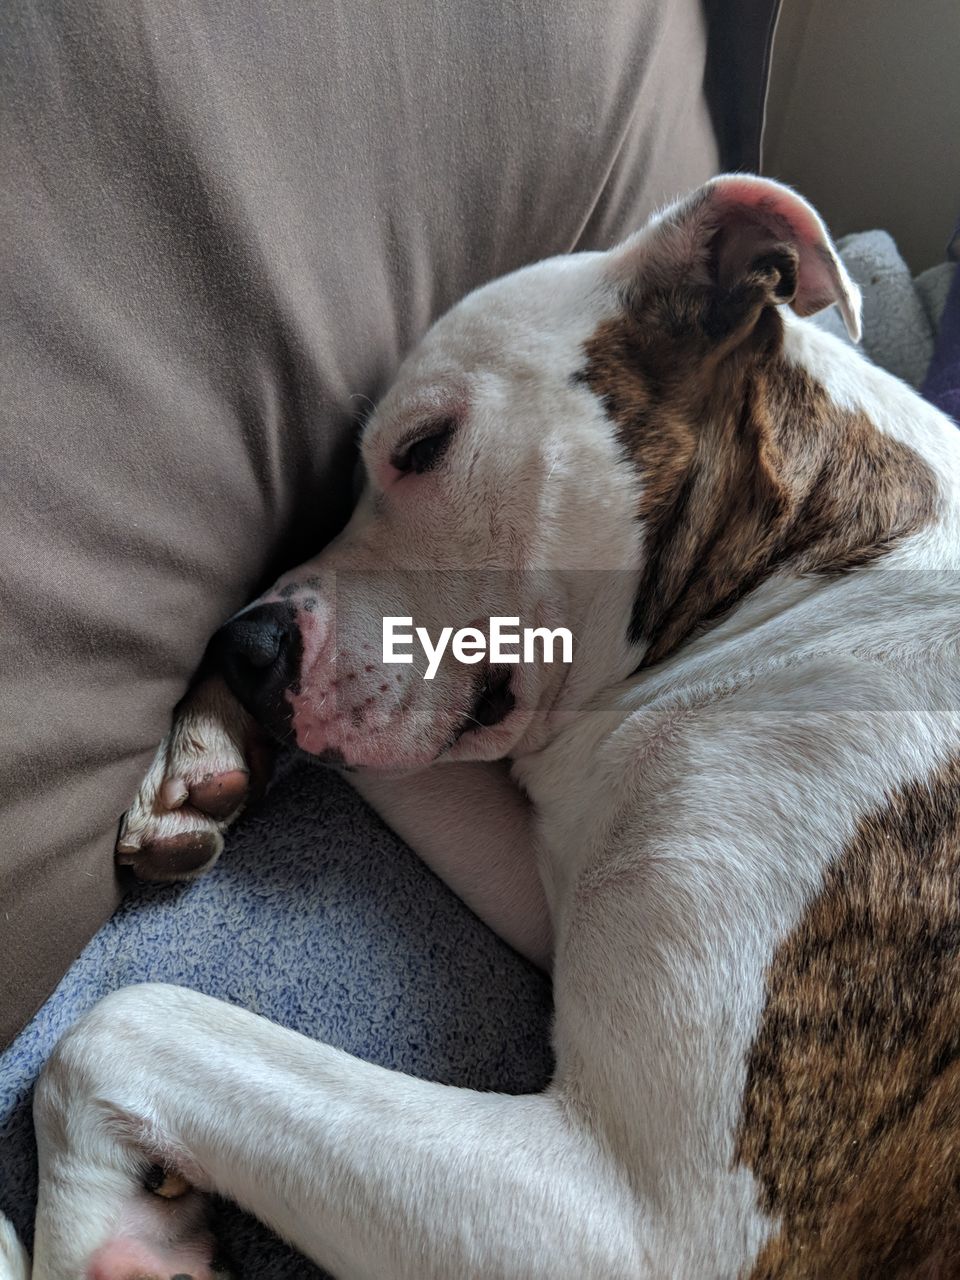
[{"left": 391, "top": 418, "right": 458, "bottom": 476}]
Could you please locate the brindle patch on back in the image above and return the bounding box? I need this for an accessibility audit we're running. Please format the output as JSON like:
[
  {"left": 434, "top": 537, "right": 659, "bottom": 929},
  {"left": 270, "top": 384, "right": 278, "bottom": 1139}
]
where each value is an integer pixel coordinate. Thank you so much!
[
  {"left": 737, "top": 755, "right": 960, "bottom": 1279},
  {"left": 578, "top": 298, "right": 937, "bottom": 665}
]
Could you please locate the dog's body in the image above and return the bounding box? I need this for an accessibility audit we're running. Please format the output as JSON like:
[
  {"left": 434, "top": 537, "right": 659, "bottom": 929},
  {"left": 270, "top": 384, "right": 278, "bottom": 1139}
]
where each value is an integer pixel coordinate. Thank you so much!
[{"left": 4, "top": 176, "right": 960, "bottom": 1279}]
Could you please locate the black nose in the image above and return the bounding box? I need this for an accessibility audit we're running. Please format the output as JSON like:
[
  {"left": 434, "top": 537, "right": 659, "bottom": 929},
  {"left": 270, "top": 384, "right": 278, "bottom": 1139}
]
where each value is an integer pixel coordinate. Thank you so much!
[{"left": 211, "top": 603, "right": 301, "bottom": 727}]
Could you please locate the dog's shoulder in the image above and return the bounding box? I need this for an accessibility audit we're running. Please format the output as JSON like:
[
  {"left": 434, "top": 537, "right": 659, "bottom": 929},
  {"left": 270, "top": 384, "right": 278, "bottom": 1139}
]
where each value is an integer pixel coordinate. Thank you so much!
[{"left": 555, "top": 648, "right": 960, "bottom": 1275}]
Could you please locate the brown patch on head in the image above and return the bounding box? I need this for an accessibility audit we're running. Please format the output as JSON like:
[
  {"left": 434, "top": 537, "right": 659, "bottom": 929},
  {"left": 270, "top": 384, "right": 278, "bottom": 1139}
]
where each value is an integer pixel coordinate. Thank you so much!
[
  {"left": 578, "top": 295, "right": 937, "bottom": 665},
  {"left": 737, "top": 755, "right": 960, "bottom": 1278}
]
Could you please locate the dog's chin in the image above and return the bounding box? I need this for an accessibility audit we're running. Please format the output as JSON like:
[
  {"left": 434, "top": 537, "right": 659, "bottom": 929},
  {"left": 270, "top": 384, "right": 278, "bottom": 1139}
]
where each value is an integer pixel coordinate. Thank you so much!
[{"left": 289, "top": 667, "right": 524, "bottom": 771}]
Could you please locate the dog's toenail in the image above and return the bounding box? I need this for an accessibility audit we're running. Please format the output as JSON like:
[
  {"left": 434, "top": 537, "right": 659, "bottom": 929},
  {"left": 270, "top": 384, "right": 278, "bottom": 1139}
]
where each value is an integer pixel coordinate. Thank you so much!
[
  {"left": 160, "top": 777, "right": 189, "bottom": 809},
  {"left": 143, "top": 1163, "right": 191, "bottom": 1198},
  {"left": 121, "top": 830, "right": 218, "bottom": 880}
]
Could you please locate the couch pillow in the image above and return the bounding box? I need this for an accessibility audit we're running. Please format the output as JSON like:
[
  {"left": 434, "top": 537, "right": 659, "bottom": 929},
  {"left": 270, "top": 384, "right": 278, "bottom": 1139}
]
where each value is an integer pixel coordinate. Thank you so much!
[{"left": 0, "top": 0, "right": 776, "bottom": 1046}]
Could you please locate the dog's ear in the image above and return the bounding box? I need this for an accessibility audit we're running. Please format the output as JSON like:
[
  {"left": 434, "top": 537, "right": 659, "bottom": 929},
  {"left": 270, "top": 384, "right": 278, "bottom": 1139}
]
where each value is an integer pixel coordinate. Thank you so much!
[{"left": 610, "top": 174, "right": 862, "bottom": 343}]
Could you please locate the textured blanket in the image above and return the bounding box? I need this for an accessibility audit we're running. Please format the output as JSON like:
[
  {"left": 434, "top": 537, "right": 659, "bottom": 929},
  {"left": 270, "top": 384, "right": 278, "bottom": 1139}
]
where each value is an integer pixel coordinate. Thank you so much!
[
  {"left": 812, "top": 228, "right": 955, "bottom": 387},
  {"left": 0, "top": 229, "right": 954, "bottom": 1274},
  {"left": 922, "top": 222, "right": 960, "bottom": 422}
]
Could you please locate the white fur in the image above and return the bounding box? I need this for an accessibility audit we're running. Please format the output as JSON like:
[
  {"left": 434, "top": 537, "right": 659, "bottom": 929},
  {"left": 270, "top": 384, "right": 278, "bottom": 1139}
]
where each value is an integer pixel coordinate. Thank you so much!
[
  {"left": 6, "top": 177, "right": 960, "bottom": 1278},
  {"left": 0, "top": 1220, "right": 28, "bottom": 1280}
]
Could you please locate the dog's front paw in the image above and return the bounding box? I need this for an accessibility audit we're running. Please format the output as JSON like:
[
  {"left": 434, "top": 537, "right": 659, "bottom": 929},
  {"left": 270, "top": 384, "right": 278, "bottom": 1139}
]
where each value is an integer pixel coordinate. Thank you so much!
[
  {"left": 32, "top": 1165, "right": 236, "bottom": 1280},
  {"left": 116, "top": 677, "right": 272, "bottom": 882}
]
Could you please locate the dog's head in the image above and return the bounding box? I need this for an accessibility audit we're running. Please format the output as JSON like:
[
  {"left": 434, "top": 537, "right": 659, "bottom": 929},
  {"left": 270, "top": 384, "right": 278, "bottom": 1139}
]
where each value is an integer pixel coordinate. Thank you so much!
[{"left": 214, "top": 176, "right": 868, "bottom": 769}]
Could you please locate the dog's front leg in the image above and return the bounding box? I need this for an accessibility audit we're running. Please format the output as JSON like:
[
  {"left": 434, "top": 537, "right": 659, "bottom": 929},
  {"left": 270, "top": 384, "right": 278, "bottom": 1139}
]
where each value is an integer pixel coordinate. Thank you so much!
[
  {"left": 351, "top": 762, "right": 553, "bottom": 969},
  {"left": 25, "top": 984, "right": 640, "bottom": 1280}
]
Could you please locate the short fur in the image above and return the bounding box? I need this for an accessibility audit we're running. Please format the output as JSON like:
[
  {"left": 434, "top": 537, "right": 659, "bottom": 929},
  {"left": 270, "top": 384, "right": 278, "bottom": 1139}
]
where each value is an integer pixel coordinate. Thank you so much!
[
  {"left": 739, "top": 753, "right": 960, "bottom": 1279},
  {"left": 580, "top": 309, "right": 937, "bottom": 664},
  {"left": 4, "top": 176, "right": 960, "bottom": 1280}
]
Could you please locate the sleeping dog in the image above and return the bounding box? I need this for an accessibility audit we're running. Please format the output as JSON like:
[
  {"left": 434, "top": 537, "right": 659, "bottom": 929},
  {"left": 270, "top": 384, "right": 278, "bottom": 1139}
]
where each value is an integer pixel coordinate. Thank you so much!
[{"left": 4, "top": 175, "right": 960, "bottom": 1279}]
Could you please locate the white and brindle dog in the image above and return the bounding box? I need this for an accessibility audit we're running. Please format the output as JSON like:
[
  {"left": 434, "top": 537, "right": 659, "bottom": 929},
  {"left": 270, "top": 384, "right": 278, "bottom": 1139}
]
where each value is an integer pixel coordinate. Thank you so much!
[{"left": 4, "top": 176, "right": 960, "bottom": 1279}]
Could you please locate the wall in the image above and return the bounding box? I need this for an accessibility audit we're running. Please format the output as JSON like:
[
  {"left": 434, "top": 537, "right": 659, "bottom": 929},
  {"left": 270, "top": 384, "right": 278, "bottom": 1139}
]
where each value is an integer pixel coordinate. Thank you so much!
[{"left": 764, "top": 0, "right": 960, "bottom": 271}]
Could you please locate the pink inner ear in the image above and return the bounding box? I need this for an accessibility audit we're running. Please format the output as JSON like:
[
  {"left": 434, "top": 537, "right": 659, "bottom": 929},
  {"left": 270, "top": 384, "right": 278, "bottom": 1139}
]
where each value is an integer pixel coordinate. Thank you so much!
[
  {"left": 709, "top": 176, "right": 861, "bottom": 338},
  {"left": 711, "top": 177, "right": 826, "bottom": 245}
]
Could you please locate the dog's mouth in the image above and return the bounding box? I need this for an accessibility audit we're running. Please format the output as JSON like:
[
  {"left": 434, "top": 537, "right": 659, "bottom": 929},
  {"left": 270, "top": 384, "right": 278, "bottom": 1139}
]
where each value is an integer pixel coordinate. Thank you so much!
[{"left": 455, "top": 665, "right": 516, "bottom": 742}]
